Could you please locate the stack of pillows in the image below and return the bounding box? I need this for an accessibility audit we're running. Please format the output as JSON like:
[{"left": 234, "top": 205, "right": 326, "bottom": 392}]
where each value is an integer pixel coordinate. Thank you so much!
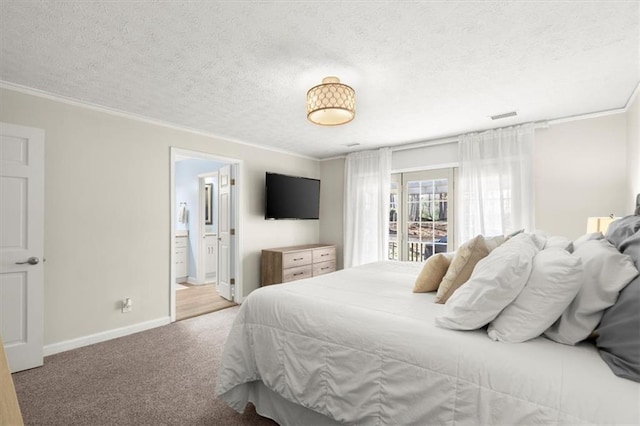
[{"left": 413, "top": 217, "right": 640, "bottom": 381}]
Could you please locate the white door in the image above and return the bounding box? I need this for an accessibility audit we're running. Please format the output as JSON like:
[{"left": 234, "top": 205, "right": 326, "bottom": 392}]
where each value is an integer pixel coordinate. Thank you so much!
[
  {"left": 0, "top": 122, "right": 45, "bottom": 373},
  {"left": 217, "top": 165, "right": 233, "bottom": 301}
]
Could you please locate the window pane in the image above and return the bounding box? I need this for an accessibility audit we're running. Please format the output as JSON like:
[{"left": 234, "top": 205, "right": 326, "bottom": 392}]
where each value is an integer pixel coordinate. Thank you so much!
[
  {"left": 388, "top": 242, "right": 399, "bottom": 260},
  {"left": 421, "top": 202, "right": 434, "bottom": 222},
  {"left": 407, "top": 177, "right": 449, "bottom": 261},
  {"left": 407, "top": 202, "right": 420, "bottom": 221},
  {"left": 388, "top": 176, "right": 400, "bottom": 260},
  {"left": 407, "top": 242, "right": 428, "bottom": 262},
  {"left": 407, "top": 222, "right": 421, "bottom": 242}
]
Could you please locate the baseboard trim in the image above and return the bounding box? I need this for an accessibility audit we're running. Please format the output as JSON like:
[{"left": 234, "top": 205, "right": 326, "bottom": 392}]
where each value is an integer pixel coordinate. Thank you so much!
[{"left": 43, "top": 317, "right": 171, "bottom": 356}]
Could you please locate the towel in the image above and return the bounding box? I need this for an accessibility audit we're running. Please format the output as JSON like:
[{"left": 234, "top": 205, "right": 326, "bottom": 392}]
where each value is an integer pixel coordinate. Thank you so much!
[{"left": 179, "top": 204, "right": 187, "bottom": 224}]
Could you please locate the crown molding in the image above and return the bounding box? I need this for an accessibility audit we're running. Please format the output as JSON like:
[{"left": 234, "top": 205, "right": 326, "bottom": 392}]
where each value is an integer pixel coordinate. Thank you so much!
[
  {"left": 547, "top": 106, "right": 628, "bottom": 125},
  {"left": 624, "top": 80, "right": 639, "bottom": 110},
  {"left": 0, "top": 81, "right": 319, "bottom": 161},
  {"left": 2, "top": 79, "right": 634, "bottom": 162}
]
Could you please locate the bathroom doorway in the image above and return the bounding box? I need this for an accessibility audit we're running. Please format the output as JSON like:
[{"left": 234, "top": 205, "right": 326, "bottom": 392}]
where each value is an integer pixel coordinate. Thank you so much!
[{"left": 170, "top": 148, "right": 242, "bottom": 322}]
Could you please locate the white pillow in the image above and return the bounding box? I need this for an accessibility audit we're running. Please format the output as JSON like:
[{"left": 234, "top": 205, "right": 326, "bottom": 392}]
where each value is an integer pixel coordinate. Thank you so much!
[
  {"left": 545, "top": 235, "right": 573, "bottom": 252},
  {"left": 529, "top": 230, "right": 548, "bottom": 250},
  {"left": 487, "top": 248, "right": 584, "bottom": 343},
  {"left": 435, "top": 233, "right": 538, "bottom": 330},
  {"left": 572, "top": 232, "right": 604, "bottom": 250},
  {"left": 544, "top": 238, "right": 639, "bottom": 345},
  {"left": 530, "top": 230, "right": 573, "bottom": 252}
]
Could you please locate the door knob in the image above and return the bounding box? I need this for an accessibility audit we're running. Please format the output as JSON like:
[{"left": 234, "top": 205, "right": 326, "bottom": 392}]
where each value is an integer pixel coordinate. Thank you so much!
[{"left": 16, "top": 256, "right": 39, "bottom": 265}]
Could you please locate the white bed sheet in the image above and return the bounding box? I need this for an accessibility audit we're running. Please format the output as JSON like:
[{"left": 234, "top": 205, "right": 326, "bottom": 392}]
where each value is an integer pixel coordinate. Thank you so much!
[{"left": 216, "top": 261, "right": 640, "bottom": 425}]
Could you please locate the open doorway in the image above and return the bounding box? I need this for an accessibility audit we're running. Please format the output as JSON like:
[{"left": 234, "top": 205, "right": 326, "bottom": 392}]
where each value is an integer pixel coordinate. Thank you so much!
[{"left": 170, "top": 148, "right": 242, "bottom": 322}]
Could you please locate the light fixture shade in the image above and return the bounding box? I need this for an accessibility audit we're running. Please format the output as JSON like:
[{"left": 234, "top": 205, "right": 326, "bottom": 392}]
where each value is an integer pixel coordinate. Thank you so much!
[
  {"left": 307, "top": 76, "right": 355, "bottom": 126},
  {"left": 586, "top": 216, "right": 619, "bottom": 234}
]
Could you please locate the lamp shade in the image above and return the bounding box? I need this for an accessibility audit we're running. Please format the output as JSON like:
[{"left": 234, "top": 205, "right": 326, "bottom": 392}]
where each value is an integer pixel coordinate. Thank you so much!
[
  {"left": 586, "top": 216, "right": 619, "bottom": 234},
  {"left": 307, "top": 77, "right": 355, "bottom": 126}
]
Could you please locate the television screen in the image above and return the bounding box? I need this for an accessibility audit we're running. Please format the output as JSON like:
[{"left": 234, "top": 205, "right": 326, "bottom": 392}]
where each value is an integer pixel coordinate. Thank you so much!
[{"left": 265, "top": 172, "right": 320, "bottom": 220}]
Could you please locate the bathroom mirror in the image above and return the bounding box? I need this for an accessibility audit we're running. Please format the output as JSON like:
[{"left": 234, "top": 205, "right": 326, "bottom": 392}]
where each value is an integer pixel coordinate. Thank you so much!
[{"left": 205, "top": 183, "right": 213, "bottom": 225}]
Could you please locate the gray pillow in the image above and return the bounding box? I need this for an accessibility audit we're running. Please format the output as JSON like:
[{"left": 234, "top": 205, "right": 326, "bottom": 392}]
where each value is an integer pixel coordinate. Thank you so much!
[
  {"left": 595, "top": 276, "right": 640, "bottom": 382},
  {"left": 606, "top": 215, "right": 640, "bottom": 250},
  {"left": 621, "top": 231, "right": 640, "bottom": 267},
  {"left": 595, "top": 229, "right": 640, "bottom": 382}
]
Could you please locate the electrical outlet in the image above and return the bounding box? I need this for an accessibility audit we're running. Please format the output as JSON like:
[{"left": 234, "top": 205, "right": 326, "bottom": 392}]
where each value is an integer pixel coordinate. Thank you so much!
[{"left": 121, "top": 298, "right": 132, "bottom": 313}]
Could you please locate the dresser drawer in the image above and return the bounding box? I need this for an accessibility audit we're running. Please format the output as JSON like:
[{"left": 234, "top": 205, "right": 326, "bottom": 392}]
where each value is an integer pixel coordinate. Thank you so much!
[
  {"left": 175, "top": 237, "right": 188, "bottom": 249},
  {"left": 282, "top": 250, "right": 312, "bottom": 269},
  {"left": 313, "top": 246, "right": 336, "bottom": 263},
  {"left": 282, "top": 265, "right": 312, "bottom": 283},
  {"left": 313, "top": 260, "right": 336, "bottom": 277},
  {"left": 262, "top": 244, "right": 337, "bottom": 286}
]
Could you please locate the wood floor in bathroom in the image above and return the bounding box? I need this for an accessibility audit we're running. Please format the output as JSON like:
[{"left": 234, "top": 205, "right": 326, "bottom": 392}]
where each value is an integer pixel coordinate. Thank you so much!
[{"left": 175, "top": 283, "right": 236, "bottom": 321}]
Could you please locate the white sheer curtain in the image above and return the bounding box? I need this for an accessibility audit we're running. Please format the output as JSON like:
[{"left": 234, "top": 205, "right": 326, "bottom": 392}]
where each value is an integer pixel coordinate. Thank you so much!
[
  {"left": 344, "top": 148, "right": 391, "bottom": 268},
  {"left": 457, "top": 124, "right": 535, "bottom": 245}
]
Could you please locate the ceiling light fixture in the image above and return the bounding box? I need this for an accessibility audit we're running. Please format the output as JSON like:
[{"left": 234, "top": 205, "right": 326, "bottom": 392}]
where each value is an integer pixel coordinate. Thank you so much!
[{"left": 307, "top": 76, "right": 356, "bottom": 126}]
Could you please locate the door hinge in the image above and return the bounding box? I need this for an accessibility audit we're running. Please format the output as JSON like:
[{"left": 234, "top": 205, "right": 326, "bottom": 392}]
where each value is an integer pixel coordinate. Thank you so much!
[
  {"left": 230, "top": 278, "right": 235, "bottom": 285},
  {"left": 230, "top": 228, "right": 235, "bottom": 236},
  {"left": 230, "top": 178, "right": 235, "bottom": 186}
]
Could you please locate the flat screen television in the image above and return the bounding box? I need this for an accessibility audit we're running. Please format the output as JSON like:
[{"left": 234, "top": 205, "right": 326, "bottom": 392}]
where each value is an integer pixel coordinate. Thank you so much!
[{"left": 265, "top": 172, "right": 320, "bottom": 220}]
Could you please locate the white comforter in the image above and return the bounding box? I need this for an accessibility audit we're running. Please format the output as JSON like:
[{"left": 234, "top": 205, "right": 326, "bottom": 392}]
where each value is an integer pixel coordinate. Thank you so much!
[{"left": 216, "top": 261, "right": 640, "bottom": 425}]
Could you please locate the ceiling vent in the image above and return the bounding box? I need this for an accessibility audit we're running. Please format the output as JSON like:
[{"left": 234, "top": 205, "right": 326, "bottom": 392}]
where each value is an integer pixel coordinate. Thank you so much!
[{"left": 490, "top": 111, "right": 518, "bottom": 120}]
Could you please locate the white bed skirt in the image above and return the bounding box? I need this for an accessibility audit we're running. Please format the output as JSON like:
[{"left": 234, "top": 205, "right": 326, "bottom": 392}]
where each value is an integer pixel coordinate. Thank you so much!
[{"left": 232, "top": 380, "right": 340, "bottom": 426}]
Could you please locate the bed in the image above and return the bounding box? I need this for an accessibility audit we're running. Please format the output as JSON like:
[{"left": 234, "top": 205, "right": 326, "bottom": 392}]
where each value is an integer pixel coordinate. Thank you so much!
[{"left": 216, "top": 217, "right": 640, "bottom": 425}]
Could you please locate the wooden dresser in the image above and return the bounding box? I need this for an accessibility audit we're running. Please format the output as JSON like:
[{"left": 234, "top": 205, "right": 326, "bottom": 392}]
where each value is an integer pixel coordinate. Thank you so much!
[
  {"left": 1, "top": 336, "right": 23, "bottom": 425},
  {"left": 261, "top": 244, "right": 337, "bottom": 286}
]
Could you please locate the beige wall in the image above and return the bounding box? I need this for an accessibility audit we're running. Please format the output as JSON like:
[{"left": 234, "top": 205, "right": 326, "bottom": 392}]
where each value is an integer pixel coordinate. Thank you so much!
[
  {"left": 0, "top": 88, "right": 319, "bottom": 345},
  {"left": 627, "top": 93, "right": 639, "bottom": 213},
  {"left": 319, "top": 158, "right": 345, "bottom": 270},
  {"left": 534, "top": 114, "right": 628, "bottom": 239},
  {"left": 391, "top": 142, "right": 458, "bottom": 171}
]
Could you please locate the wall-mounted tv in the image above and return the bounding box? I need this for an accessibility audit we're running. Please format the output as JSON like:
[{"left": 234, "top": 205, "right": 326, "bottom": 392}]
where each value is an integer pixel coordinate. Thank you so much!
[{"left": 265, "top": 172, "right": 320, "bottom": 220}]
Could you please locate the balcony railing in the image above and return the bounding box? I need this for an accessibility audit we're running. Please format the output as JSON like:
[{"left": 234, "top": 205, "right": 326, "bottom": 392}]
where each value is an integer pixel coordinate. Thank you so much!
[{"left": 388, "top": 241, "right": 448, "bottom": 261}]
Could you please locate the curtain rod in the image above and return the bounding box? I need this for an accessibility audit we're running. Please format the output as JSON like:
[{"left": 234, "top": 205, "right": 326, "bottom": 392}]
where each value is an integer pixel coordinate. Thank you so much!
[{"left": 391, "top": 121, "right": 549, "bottom": 153}]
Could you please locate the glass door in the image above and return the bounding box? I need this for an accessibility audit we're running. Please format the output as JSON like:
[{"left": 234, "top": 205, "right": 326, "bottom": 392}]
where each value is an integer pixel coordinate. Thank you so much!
[
  {"left": 388, "top": 169, "right": 454, "bottom": 262},
  {"left": 388, "top": 174, "right": 401, "bottom": 260}
]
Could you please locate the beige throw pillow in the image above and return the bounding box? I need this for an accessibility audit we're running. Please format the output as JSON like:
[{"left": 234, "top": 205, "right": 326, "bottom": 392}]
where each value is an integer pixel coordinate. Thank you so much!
[
  {"left": 435, "top": 235, "right": 491, "bottom": 303},
  {"left": 413, "top": 252, "right": 454, "bottom": 293}
]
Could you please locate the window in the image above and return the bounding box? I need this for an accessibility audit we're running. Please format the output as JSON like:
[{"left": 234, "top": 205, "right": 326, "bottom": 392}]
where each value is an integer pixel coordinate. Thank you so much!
[{"left": 388, "top": 169, "right": 455, "bottom": 262}]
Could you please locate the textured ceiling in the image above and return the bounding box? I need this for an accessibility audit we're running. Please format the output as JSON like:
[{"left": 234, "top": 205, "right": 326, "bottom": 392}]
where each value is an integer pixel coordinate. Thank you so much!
[{"left": 1, "top": 1, "right": 638, "bottom": 159}]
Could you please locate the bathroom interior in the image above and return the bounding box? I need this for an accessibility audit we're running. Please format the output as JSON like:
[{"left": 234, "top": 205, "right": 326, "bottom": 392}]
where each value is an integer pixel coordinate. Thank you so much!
[{"left": 174, "top": 157, "right": 235, "bottom": 320}]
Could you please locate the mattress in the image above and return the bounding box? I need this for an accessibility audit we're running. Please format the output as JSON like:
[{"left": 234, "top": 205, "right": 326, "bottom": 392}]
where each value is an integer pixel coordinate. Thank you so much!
[{"left": 216, "top": 261, "right": 640, "bottom": 425}]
